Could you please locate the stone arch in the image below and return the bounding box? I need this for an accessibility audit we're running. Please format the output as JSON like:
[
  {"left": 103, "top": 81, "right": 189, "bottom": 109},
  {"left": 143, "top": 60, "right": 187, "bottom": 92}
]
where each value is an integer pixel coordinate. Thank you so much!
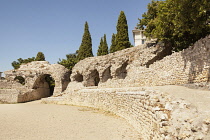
[
  {"left": 73, "top": 72, "right": 83, "bottom": 82},
  {"left": 102, "top": 66, "right": 112, "bottom": 82},
  {"left": 32, "top": 74, "right": 55, "bottom": 97},
  {"left": 86, "top": 70, "right": 100, "bottom": 86},
  {"left": 116, "top": 62, "right": 128, "bottom": 79}
]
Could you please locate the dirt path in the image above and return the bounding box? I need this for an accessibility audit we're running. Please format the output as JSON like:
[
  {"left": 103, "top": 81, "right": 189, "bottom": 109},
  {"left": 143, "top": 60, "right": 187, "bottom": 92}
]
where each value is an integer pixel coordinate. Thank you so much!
[{"left": 0, "top": 101, "right": 141, "bottom": 140}]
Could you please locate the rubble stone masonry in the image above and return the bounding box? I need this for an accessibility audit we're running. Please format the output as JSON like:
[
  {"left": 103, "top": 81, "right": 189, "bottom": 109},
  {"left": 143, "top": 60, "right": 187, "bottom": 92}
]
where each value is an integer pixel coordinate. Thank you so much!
[{"left": 1, "top": 35, "right": 210, "bottom": 139}]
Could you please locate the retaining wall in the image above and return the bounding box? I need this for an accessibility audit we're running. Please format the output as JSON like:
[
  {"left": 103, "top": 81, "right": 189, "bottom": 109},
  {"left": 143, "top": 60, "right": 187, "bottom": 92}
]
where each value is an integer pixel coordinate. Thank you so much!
[
  {"left": 0, "top": 89, "right": 20, "bottom": 103},
  {"left": 42, "top": 86, "right": 210, "bottom": 140}
]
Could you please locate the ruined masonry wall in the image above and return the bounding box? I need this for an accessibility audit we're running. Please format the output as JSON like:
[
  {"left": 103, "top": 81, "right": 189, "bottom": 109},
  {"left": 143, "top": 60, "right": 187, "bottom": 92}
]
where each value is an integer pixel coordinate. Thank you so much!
[
  {"left": 147, "top": 37, "right": 210, "bottom": 85},
  {"left": 1, "top": 62, "right": 70, "bottom": 103},
  {"left": 0, "top": 80, "right": 22, "bottom": 89},
  {"left": 117, "top": 35, "right": 210, "bottom": 87},
  {"left": 43, "top": 87, "right": 210, "bottom": 140},
  {"left": 71, "top": 35, "right": 210, "bottom": 88},
  {"left": 4, "top": 61, "right": 70, "bottom": 95}
]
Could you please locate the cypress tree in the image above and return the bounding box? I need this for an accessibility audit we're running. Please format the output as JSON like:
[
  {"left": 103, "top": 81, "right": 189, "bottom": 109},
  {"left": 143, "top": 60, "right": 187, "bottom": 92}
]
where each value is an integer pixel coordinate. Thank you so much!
[
  {"left": 97, "top": 37, "right": 104, "bottom": 56},
  {"left": 77, "top": 21, "right": 93, "bottom": 61},
  {"left": 102, "top": 34, "right": 108, "bottom": 55},
  {"left": 110, "top": 33, "right": 117, "bottom": 53},
  {"left": 97, "top": 34, "right": 109, "bottom": 56},
  {"left": 35, "top": 52, "right": 45, "bottom": 61},
  {"left": 116, "top": 11, "right": 131, "bottom": 51}
]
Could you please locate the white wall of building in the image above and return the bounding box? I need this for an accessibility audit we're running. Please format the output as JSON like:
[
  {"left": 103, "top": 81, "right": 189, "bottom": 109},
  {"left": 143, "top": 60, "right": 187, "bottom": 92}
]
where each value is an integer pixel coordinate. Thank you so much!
[{"left": 132, "top": 29, "right": 147, "bottom": 46}]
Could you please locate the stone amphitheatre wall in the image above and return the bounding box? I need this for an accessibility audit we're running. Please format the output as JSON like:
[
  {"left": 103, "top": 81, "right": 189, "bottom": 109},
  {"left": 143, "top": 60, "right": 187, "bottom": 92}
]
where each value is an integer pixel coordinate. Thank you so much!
[
  {"left": 70, "top": 35, "right": 210, "bottom": 87},
  {"left": 43, "top": 85, "right": 210, "bottom": 140},
  {"left": 0, "top": 80, "right": 25, "bottom": 103},
  {"left": 5, "top": 61, "right": 70, "bottom": 95},
  {"left": 0, "top": 61, "right": 70, "bottom": 103},
  {"left": 1, "top": 35, "right": 210, "bottom": 138},
  {"left": 130, "top": 36, "right": 210, "bottom": 86},
  {"left": 47, "top": 35, "right": 210, "bottom": 140}
]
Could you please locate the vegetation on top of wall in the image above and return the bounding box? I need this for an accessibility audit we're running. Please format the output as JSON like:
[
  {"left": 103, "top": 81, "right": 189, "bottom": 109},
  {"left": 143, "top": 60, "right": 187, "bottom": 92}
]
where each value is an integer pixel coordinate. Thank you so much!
[
  {"left": 11, "top": 52, "right": 46, "bottom": 69},
  {"left": 58, "top": 52, "right": 78, "bottom": 74},
  {"left": 12, "top": 57, "right": 35, "bottom": 69},
  {"left": 137, "top": 0, "right": 210, "bottom": 51},
  {"left": 35, "top": 52, "right": 45, "bottom": 61}
]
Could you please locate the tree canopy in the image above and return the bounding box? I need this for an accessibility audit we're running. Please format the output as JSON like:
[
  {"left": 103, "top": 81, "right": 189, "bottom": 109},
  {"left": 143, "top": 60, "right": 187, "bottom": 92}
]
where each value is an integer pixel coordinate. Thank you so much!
[
  {"left": 35, "top": 52, "right": 45, "bottom": 61},
  {"left": 77, "top": 21, "right": 93, "bottom": 61},
  {"left": 97, "top": 34, "right": 109, "bottom": 56},
  {"left": 12, "top": 57, "right": 35, "bottom": 69},
  {"left": 11, "top": 52, "right": 46, "bottom": 69},
  {"left": 137, "top": 0, "right": 210, "bottom": 51},
  {"left": 58, "top": 53, "right": 78, "bottom": 74},
  {"left": 115, "top": 11, "right": 131, "bottom": 51}
]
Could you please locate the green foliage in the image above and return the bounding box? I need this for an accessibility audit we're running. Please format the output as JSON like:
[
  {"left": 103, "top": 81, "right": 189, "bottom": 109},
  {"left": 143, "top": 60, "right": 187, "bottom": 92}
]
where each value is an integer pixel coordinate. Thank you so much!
[
  {"left": 35, "top": 52, "right": 45, "bottom": 61},
  {"left": 115, "top": 11, "right": 131, "bottom": 51},
  {"left": 12, "top": 57, "right": 35, "bottom": 69},
  {"left": 97, "top": 34, "right": 109, "bottom": 56},
  {"left": 137, "top": 0, "right": 162, "bottom": 38},
  {"left": 137, "top": 0, "right": 210, "bottom": 51},
  {"left": 14, "top": 76, "right": 25, "bottom": 85},
  {"left": 11, "top": 51, "right": 46, "bottom": 69},
  {"left": 110, "top": 33, "right": 117, "bottom": 53},
  {"left": 97, "top": 37, "right": 104, "bottom": 56},
  {"left": 77, "top": 21, "right": 93, "bottom": 61},
  {"left": 58, "top": 53, "right": 77, "bottom": 74}
]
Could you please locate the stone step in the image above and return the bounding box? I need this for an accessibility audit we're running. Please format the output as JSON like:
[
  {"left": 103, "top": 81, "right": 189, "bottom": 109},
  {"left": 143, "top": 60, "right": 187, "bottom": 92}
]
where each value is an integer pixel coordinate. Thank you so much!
[{"left": 41, "top": 96, "right": 66, "bottom": 103}]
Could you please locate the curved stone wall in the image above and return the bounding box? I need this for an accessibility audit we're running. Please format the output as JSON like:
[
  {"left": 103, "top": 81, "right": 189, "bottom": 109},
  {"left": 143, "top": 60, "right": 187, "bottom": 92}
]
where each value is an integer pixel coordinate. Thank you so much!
[
  {"left": 57, "top": 35, "right": 210, "bottom": 139},
  {"left": 42, "top": 86, "right": 210, "bottom": 140}
]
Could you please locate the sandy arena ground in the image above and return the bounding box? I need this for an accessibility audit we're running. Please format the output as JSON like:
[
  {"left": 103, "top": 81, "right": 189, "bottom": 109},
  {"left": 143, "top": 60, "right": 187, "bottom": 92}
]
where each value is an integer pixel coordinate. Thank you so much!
[{"left": 0, "top": 101, "right": 141, "bottom": 140}]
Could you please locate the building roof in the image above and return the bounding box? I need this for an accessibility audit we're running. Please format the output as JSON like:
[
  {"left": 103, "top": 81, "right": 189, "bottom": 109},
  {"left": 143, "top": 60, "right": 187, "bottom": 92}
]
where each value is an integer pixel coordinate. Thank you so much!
[{"left": 132, "top": 29, "right": 145, "bottom": 33}]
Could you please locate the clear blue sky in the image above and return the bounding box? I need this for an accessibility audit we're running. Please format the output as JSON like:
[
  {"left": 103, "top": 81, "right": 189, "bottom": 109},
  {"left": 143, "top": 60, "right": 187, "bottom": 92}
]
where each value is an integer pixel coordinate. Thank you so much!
[{"left": 0, "top": 0, "right": 151, "bottom": 74}]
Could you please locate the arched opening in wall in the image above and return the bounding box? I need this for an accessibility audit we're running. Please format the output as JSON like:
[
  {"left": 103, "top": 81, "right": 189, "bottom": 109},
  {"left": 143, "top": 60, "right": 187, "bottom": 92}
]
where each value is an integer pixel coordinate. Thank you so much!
[
  {"left": 45, "top": 75, "right": 55, "bottom": 96},
  {"left": 32, "top": 74, "right": 55, "bottom": 97},
  {"left": 116, "top": 62, "right": 128, "bottom": 79},
  {"left": 14, "top": 76, "right": 25, "bottom": 85},
  {"left": 74, "top": 73, "right": 83, "bottom": 82},
  {"left": 102, "top": 66, "right": 112, "bottom": 82},
  {"left": 87, "top": 70, "right": 100, "bottom": 86}
]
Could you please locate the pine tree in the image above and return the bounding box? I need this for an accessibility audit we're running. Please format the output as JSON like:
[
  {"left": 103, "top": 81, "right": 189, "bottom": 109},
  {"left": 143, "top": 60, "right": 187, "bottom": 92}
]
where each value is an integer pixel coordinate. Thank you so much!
[
  {"left": 35, "top": 52, "right": 45, "bottom": 61},
  {"left": 110, "top": 33, "right": 117, "bottom": 53},
  {"left": 77, "top": 21, "right": 93, "bottom": 61},
  {"left": 115, "top": 11, "right": 131, "bottom": 51},
  {"left": 97, "top": 34, "right": 109, "bottom": 56}
]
